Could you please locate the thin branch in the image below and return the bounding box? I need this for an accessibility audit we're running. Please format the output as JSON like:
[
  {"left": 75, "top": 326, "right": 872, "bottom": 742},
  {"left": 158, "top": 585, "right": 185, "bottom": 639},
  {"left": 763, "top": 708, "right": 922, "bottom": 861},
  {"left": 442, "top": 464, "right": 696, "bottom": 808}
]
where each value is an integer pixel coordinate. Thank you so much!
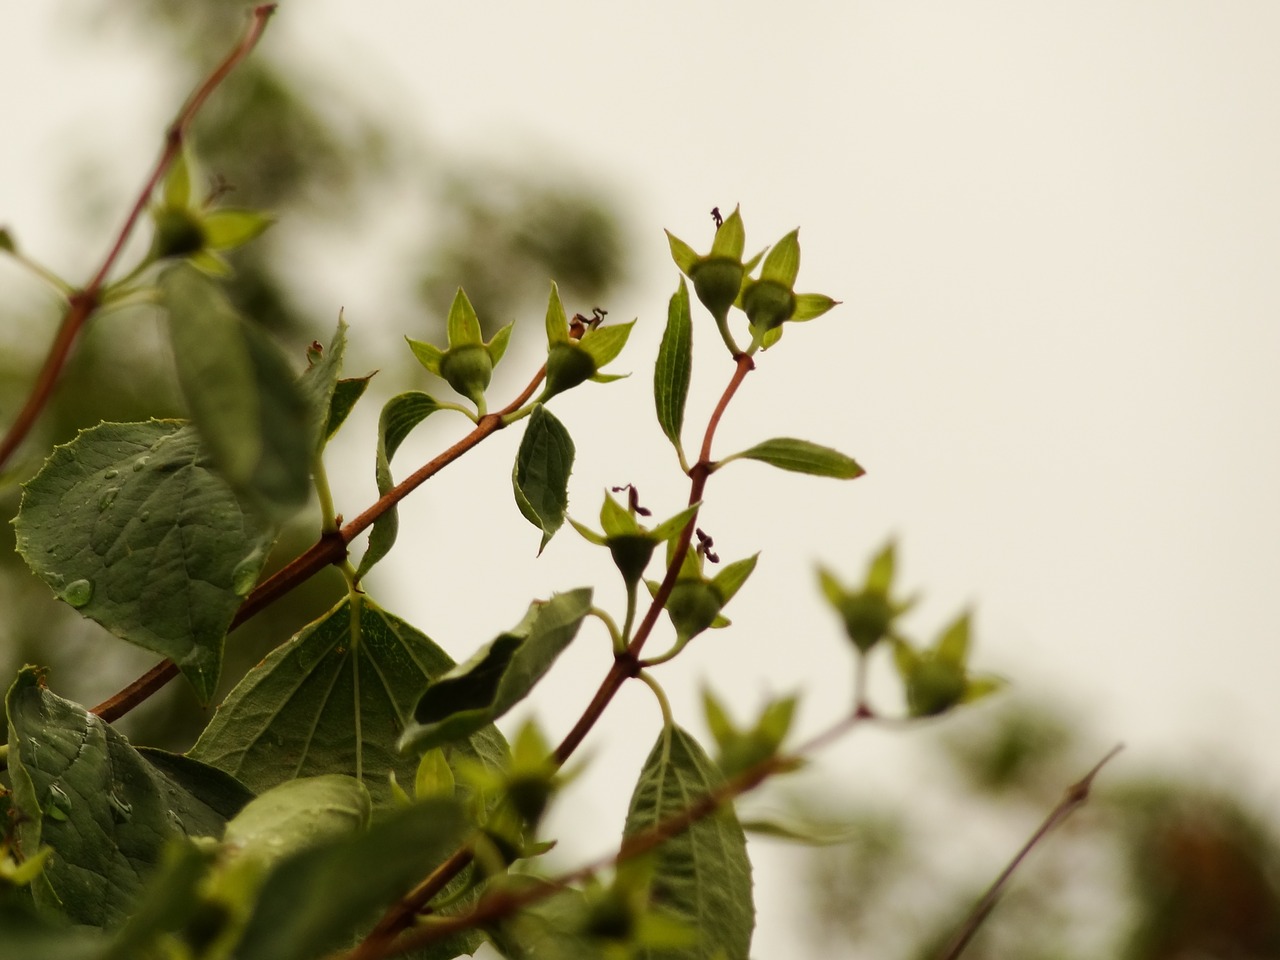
[
  {"left": 341, "top": 704, "right": 876, "bottom": 960},
  {"left": 355, "top": 352, "right": 757, "bottom": 951},
  {"left": 936, "top": 743, "right": 1125, "bottom": 960},
  {"left": 0, "top": 5, "right": 277, "bottom": 472},
  {"left": 91, "top": 364, "right": 546, "bottom": 722}
]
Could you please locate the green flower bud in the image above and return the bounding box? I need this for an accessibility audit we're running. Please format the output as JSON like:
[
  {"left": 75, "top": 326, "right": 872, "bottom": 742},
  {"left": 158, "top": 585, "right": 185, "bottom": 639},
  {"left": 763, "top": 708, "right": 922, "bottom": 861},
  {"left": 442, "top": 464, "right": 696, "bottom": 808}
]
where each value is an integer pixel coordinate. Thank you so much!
[
  {"left": 690, "top": 256, "right": 745, "bottom": 321},
  {"left": 608, "top": 533, "right": 659, "bottom": 589},
  {"left": 151, "top": 207, "right": 206, "bottom": 259},
  {"left": 742, "top": 278, "right": 797, "bottom": 333},
  {"left": 665, "top": 579, "right": 724, "bottom": 642},
  {"left": 837, "top": 592, "right": 894, "bottom": 654},
  {"left": 543, "top": 341, "right": 598, "bottom": 398},
  {"left": 905, "top": 658, "right": 968, "bottom": 717},
  {"left": 438, "top": 342, "right": 494, "bottom": 407}
]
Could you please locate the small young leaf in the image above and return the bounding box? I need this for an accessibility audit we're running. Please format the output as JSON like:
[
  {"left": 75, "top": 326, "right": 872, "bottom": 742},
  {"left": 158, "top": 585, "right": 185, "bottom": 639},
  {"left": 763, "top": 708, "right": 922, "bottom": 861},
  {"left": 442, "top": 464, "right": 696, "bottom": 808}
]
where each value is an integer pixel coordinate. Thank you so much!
[
  {"left": 655, "top": 279, "right": 693, "bottom": 454},
  {"left": 709, "top": 205, "right": 746, "bottom": 259},
  {"left": 200, "top": 208, "right": 274, "bottom": 250},
  {"left": 161, "top": 148, "right": 192, "bottom": 208},
  {"left": 5, "top": 668, "right": 252, "bottom": 928},
  {"left": 190, "top": 597, "right": 509, "bottom": 808},
  {"left": 13, "top": 420, "right": 274, "bottom": 702},
  {"left": 357, "top": 391, "right": 443, "bottom": 578},
  {"left": 406, "top": 337, "right": 445, "bottom": 375},
  {"left": 545, "top": 281, "right": 570, "bottom": 345},
  {"left": 162, "top": 264, "right": 312, "bottom": 518},
  {"left": 759, "top": 228, "right": 801, "bottom": 287},
  {"left": 512, "top": 404, "right": 575, "bottom": 554},
  {"left": 726, "top": 437, "right": 865, "bottom": 479},
  {"left": 298, "top": 318, "right": 347, "bottom": 454},
  {"left": 578, "top": 320, "right": 635, "bottom": 368},
  {"left": 623, "top": 726, "right": 754, "bottom": 960},
  {"left": 446, "top": 287, "right": 484, "bottom": 346},
  {"left": 324, "top": 374, "right": 373, "bottom": 441},
  {"left": 401, "top": 588, "right": 593, "bottom": 752}
]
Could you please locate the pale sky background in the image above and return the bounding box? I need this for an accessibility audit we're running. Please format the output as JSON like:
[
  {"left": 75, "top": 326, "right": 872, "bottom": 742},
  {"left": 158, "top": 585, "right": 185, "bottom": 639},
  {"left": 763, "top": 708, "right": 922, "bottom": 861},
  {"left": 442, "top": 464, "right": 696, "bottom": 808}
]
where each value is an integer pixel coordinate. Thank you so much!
[{"left": 3, "top": 3, "right": 1280, "bottom": 955}]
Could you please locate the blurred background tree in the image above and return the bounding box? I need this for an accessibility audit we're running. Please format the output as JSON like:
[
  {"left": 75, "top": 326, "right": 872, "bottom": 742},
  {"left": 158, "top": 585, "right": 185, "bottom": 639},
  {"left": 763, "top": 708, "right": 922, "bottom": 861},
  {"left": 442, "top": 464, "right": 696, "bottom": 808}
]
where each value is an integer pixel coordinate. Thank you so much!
[
  {"left": 790, "top": 697, "right": 1280, "bottom": 959},
  {"left": 0, "top": 1, "right": 627, "bottom": 748}
]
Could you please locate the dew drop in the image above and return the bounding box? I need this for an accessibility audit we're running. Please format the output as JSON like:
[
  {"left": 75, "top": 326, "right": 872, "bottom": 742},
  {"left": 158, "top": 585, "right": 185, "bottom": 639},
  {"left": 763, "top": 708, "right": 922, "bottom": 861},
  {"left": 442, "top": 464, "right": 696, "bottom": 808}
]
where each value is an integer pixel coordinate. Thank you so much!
[
  {"left": 45, "top": 783, "right": 73, "bottom": 821},
  {"left": 231, "top": 554, "right": 262, "bottom": 597},
  {"left": 166, "top": 809, "right": 186, "bottom": 834},
  {"left": 103, "top": 468, "right": 119, "bottom": 479},
  {"left": 132, "top": 456, "right": 149, "bottom": 472},
  {"left": 140, "top": 511, "right": 151, "bottom": 522},
  {"left": 62, "top": 579, "right": 93, "bottom": 608},
  {"left": 98, "top": 488, "right": 119, "bottom": 511},
  {"left": 107, "top": 791, "right": 133, "bottom": 824}
]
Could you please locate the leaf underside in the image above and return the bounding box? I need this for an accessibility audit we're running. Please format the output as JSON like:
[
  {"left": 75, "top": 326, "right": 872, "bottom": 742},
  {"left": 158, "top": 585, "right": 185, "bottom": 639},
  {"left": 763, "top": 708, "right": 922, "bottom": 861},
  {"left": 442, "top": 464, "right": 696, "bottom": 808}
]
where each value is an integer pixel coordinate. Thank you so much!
[
  {"left": 190, "top": 596, "right": 509, "bottom": 807},
  {"left": 623, "top": 726, "right": 754, "bottom": 960}
]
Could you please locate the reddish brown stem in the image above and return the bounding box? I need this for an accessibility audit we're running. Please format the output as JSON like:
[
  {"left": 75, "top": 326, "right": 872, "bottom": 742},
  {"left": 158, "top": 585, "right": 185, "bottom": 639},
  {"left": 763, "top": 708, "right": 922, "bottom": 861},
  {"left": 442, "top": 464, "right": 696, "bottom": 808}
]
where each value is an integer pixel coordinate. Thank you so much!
[
  {"left": 91, "top": 366, "right": 545, "bottom": 722},
  {"left": 354, "top": 352, "right": 758, "bottom": 952},
  {"left": 0, "top": 5, "right": 277, "bottom": 472}
]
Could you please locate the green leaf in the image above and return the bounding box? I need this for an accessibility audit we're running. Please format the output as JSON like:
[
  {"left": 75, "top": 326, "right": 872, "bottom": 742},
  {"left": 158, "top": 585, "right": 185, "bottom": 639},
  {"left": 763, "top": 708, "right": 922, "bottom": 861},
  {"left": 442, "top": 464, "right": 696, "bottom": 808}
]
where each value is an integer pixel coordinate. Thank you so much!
[
  {"left": 866, "top": 541, "right": 896, "bottom": 593},
  {"left": 665, "top": 230, "right": 699, "bottom": 275},
  {"left": 161, "top": 149, "right": 191, "bottom": 208},
  {"left": 190, "top": 597, "right": 508, "bottom": 807},
  {"left": 654, "top": 279, "right": 693, "bottom": 454},
  {"left": 446, "top": 287, "right": 484, "bottom": 346},
  {"left": 578, "top": 320, "right": 635, "bottom": 368},
  {"left": 711, "top": 553, "right": 759, "bottom": 606},
  {"left": 401, "top": 588, "right": 593, "bottom": 752},
  {"left": 725, "top": 437, "right": 865, "bottom": 479},
  {"left": 13, "top": 420, "right": 274, "bottom": 701},
  {"left": 709, "top": 205, "right": 746, "bottom": 259},
  {"left": 325, "top": 374, "right": 373, "bottom": 442},
  {"left": 0, "top": 903, "right": 107, "bottom": 960},
  {"left": 5, "top": 668, "right": 252, "bottom": 928},
  {"left": 545, "top": 281, "right": 570, "bottom": 345},
  {"left": 224, "top": 776, "right": 371, "bottom": 868},
  {"left": 623, "top": 726, "right": 754, "bottom": 960},
  {"left": 200, "top": 208, "right": 274, "bottom": 251},
  {"left": 162, "top": 264, "right": 312, "bottom": 518},
  {"left": 488, "top": 319, "right": 515, "bottom": 366},
  {"left": 406, "top": 336, "right": 445, "bottom": 376},
  {"left": 101, "top": 842, "right": 215, "bottom": 960},
  {"left": 759, "top": 228, "right": 801, "bottom": 287},
  {"left": 357, "top": 391, "right": 443, "bottom": 578},
  {"left": 936, "top": 612, "right": 972, "bottom": 667},
  {"left": 790, "top": 293, "right": 839, "bottom": 322},
  {"left": 298, "top": 318, "right": 347, "bottom": 454},
  {"left": 233, "top": 799, "right": 468, "bottom": 960},
  {"left": 512, "top": 404, "right": 575, "bottom": 554}
]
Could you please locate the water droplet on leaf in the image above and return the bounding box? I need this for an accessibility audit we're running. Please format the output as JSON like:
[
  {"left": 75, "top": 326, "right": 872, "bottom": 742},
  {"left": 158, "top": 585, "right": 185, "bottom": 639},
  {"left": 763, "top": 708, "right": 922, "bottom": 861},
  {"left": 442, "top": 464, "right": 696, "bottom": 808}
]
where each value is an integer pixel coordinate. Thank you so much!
[
  {"left": 133, "top": 456, "right": 149, "bottom": 472},
  {"left": 99, "top": 488, "right": 119, "bottom": 511},
  {"left": 103, "top": 468, "right": 119, "bottom": 479},
  {"left": 62, "top": 579, "right": 93, "bottom": 608},
  {"left": 46, "top": 783, "right": 73, "bottom": 821},
  {"left": 107, "top": 791, "right": 133, "bottom": 824},
  {"left": 166, "top": 810, "right": 186, "bottom": 833}
]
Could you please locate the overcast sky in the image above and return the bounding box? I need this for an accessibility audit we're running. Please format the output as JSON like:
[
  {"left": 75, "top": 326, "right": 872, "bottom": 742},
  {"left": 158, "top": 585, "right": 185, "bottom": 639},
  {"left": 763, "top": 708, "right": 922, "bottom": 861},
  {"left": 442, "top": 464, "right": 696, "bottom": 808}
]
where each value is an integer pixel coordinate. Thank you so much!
[{"left": 4, "top": 3, "right": 1280, "bottom": 954}]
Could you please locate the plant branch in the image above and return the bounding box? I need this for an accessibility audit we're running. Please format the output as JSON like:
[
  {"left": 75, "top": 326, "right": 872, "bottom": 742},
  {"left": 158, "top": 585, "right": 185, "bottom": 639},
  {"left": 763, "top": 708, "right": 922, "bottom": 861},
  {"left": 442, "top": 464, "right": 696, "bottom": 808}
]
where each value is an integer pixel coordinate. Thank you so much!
[
  {"left": 0, "top": 5, "right": 277, "bottom": 472},
  {"left": 935, "top": 743, "right": 1124, "bottom": 960},
  {"left": 354, "top": 352, "right": 757, "bottom": 952},
  {"left": 90, "top": 364, "right": 546, "bottom": 722},
  {"left": 342, "top": 702, "right": 868, "bottom": 960},
  {"left": 551, "top": 352, "right": 754, "bottom": 765}
]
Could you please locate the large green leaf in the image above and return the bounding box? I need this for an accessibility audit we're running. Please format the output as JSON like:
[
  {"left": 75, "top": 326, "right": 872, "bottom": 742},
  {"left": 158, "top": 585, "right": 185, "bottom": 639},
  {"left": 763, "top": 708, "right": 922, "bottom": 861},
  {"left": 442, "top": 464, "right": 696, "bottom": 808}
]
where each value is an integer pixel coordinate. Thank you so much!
[
  {"left": 401, "top": 588, "right": 593, "bottom": 752},
  {"left": 232, "top": 798, "right": 468, "bottom": 960},
  {"left": 0, "top": 905, "right": 107, "bottom": 960},
  {"left": 653, "top": 279, "right": 693, "bottom": 457},
  {"left": 190, "top": 597, "right": 508, "bottom": 807},
  {"left": 162, "top": 263, "right": 312, "bottom": 518},
  {"left": 623, "top": 727, "right": 754, "bottom": 960},
  {"left": 356, "top": 391, "right": 444, "bottom": 578},
  {"left": 13, "top": 420, "right": 275, "bottom": 701},
  {"left": 4, "top": 668, "right": 253, "bottom": 929},
  {"left": 721, "top": 437, "right": 865, "bottom": 480},
  {"left": 223, "top": 776, "right": 372, "bottom": 868},
  {"left": 512, "top": 404, "right": 574, "bottom": 554}
]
